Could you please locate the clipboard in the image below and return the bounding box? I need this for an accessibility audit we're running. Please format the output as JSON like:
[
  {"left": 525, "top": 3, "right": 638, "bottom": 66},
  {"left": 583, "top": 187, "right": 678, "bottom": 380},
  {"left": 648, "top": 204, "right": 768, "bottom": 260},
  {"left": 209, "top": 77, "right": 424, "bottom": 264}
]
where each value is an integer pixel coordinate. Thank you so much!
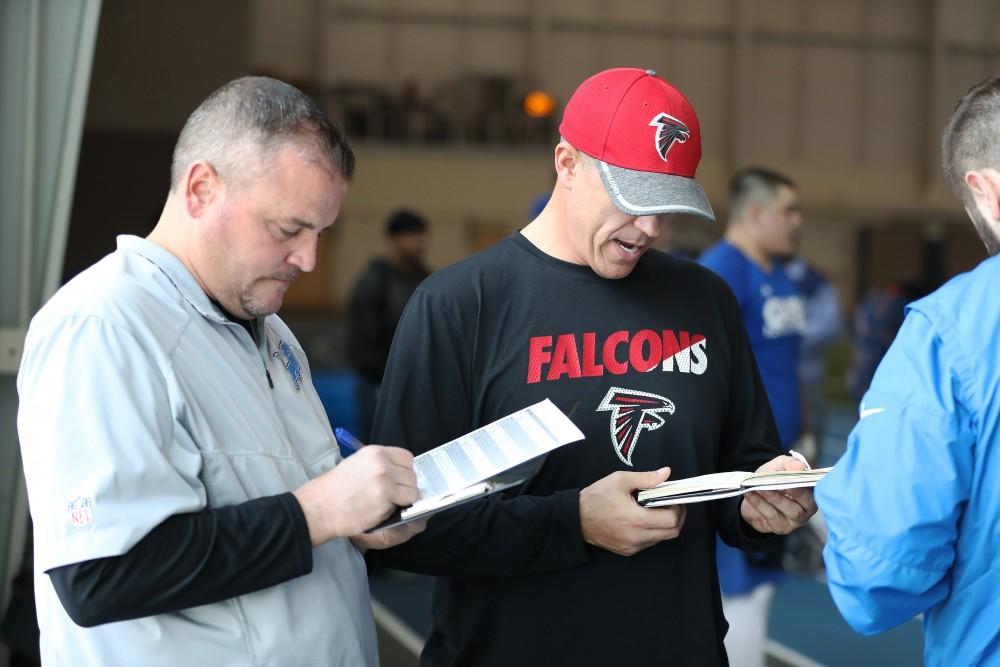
[
  {"left": 368, "top": 399, "right": 580, "bottom": 532},
  {"left": 369, "top": 455, "right": 550, "bottom": 531}
]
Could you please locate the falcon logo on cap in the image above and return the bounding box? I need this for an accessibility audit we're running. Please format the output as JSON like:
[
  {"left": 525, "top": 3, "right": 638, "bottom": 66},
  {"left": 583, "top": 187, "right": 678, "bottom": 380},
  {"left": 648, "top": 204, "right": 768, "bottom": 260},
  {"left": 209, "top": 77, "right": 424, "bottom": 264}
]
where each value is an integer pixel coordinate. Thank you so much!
[
  {"left": 597, "top": 387, "right": 675, "bottom": 466},
  {"left": 649, "top": 113, "right": 691, "bottom": 162}
]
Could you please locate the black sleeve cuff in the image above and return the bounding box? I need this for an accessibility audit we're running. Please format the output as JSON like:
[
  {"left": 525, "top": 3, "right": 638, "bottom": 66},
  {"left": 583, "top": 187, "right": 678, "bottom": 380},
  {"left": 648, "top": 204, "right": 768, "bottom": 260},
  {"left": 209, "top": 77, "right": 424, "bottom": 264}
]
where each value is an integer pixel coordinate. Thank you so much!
[
  {"left": 717, "top": 497, "right": 779, "bottom": 551},
  {"left": 277, "top": 491, "right": 314, "bottom": 576},
  {"left": 551, "top": 488, "right": 589, "bottom": 564}
]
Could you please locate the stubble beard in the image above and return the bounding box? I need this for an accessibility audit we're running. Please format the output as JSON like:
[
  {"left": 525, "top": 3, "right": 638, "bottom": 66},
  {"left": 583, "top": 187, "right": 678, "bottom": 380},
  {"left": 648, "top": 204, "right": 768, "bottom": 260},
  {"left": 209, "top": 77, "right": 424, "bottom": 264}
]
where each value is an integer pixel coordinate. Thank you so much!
[
  {"left": 239, "top": 292, "right": 278, "bottom": 318},
  {"left": 969, "top": 207, "right": 1000, "bottom": 257},
  {"left": 239, "top": 270, "right": 300, "bottom": 317}
]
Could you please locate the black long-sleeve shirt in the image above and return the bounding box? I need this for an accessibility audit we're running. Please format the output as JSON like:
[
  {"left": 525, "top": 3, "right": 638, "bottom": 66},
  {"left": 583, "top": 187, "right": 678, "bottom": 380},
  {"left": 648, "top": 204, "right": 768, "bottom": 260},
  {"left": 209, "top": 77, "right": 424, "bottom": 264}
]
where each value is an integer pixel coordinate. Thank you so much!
[
  {"left": 48, "top": 493, "right": 312, "bottom": 627},
  {"left": 370, "top": 234, "right": 783, "bottom": 666}
]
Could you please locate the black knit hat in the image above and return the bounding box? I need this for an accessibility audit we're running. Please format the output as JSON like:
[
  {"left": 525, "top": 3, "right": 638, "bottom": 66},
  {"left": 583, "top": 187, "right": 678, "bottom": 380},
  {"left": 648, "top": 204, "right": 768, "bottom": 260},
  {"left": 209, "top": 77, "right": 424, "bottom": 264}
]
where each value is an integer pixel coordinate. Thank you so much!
[{"left": 385, "top": 209, "right": 428, "bottom": 236}]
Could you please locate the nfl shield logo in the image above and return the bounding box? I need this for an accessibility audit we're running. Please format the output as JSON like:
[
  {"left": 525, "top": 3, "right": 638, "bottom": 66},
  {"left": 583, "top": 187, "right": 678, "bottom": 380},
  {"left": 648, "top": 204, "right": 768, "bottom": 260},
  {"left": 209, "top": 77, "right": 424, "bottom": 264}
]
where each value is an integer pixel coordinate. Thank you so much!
[{"left": 67, "top": 497, "right": 94, "bottom": 527}]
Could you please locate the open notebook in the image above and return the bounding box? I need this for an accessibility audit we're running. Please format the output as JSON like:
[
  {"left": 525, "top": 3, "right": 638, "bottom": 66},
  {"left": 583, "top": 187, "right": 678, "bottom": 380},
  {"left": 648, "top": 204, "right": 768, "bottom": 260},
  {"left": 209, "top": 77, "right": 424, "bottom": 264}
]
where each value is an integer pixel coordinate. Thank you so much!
[
  {"left": 637, "top": 467, "right": 831, "bottom": 507},
  {"left": 370, "top": 399, "right": 583, "bottom": 531}
]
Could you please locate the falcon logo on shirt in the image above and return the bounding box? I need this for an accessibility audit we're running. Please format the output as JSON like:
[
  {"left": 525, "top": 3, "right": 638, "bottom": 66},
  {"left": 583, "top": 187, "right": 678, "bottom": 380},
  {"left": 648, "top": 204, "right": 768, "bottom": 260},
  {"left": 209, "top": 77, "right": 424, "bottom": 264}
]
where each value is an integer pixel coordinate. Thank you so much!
[
  {"left": 597, "top": 387, "right": 675, "bottom": 466},
  {"left": 649, "top": 113, "right": 691, "bottom": 162}
]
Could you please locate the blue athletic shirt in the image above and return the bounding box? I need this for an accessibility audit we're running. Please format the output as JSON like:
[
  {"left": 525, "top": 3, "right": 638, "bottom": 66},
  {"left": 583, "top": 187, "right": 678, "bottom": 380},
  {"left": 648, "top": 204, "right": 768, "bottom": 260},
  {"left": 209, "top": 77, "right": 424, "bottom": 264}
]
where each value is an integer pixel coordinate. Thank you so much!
[
  {"left": 816, "top": 253, "right": 1000, "bottom": 666},
  {"left": 700, "top": 240, "right": 805, "bottom": 447},
  {"left": 700, "top": 240, "right": 806, "bottom": 597}
]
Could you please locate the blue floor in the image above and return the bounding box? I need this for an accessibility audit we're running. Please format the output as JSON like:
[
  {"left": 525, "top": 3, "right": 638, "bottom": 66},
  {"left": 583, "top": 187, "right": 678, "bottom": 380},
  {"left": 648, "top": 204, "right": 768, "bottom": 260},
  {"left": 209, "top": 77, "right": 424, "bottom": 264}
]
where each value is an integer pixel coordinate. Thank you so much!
[
  {"left": 367, "top": 401, "right": 926, "bottom": 665},
  {"left": 368, "top": 570, "right": 433, "bottom": 639},
  {"left": 770, "top": 574, "right": 923, "bottom": 665}
]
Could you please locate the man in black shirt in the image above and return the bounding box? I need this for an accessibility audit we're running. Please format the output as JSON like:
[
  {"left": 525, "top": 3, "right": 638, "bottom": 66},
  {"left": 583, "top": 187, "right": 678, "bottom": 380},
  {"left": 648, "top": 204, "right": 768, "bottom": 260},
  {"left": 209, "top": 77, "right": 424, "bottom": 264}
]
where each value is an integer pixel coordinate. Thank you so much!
[
  {"left": 371, "top": 68, "right": 817, "bottom": 666},
  {"left": 348, "top": 209, "right": 431, "bottom": 440}
]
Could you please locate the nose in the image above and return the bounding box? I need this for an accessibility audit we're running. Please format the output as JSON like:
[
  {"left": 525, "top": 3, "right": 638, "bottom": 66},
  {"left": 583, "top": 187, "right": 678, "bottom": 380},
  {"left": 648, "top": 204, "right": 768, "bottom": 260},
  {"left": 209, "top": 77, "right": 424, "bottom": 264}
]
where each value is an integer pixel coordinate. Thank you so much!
[
  {"left": 633, "top": 215, "right": 662, "bottom": 239},
  {"left": 287, "top": 234, "right": 319, "bottom": 273}
]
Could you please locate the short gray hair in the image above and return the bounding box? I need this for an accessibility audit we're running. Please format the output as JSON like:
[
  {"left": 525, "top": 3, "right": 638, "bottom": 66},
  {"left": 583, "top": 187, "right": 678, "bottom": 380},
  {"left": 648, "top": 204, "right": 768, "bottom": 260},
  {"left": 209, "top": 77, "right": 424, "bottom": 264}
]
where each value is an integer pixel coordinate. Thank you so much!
[
  {"left": 942, "top": 76, "right": 1000, "bottom": 208},
  {"left": 170, "top": 76, "right": 355, "bottom": 192}
]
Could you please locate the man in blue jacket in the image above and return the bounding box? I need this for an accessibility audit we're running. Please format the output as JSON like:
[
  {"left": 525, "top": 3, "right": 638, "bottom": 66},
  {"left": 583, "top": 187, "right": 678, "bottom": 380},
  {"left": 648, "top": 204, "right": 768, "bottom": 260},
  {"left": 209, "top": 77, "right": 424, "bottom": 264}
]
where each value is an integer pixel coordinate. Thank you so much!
[{"left": 816, "top": 76, "right": 1000, "bottom": 665}]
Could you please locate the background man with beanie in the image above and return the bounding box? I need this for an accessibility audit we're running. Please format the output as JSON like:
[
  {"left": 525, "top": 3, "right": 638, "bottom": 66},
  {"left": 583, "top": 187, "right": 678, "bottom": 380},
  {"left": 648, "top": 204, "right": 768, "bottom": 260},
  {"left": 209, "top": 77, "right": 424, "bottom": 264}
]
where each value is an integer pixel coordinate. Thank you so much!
[
  {"left": 699, "top": 167, "right": 808, "bottom": 667},
  {"left": 348, "top": 209, "right": 431, "bottom": 440},
  {"left": 369, "top": 68, "right": 816, "bottom": 665}
]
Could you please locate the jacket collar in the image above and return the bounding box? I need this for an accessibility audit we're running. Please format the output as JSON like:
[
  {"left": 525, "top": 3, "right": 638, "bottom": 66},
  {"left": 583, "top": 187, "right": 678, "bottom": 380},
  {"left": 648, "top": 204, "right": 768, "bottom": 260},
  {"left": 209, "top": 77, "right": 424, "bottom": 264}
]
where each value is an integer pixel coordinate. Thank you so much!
[{"left": 117, "top": 234, "right": 233, "bottom": 325}]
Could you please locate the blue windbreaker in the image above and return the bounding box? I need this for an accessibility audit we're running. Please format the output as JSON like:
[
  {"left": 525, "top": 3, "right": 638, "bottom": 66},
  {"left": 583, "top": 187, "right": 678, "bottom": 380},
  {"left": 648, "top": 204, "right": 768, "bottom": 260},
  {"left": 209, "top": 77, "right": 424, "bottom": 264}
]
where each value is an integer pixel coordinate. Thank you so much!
[{"left": 816, "top": 254, "right": 1000, "bottom": 666}]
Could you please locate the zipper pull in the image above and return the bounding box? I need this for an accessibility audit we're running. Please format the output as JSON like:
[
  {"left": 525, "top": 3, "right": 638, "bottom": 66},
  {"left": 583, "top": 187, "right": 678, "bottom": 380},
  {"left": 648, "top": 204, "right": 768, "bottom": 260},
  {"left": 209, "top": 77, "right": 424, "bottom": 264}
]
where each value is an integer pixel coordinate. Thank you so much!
[{"left": 266, "top": 369, "right": 274, "bottom": 389}]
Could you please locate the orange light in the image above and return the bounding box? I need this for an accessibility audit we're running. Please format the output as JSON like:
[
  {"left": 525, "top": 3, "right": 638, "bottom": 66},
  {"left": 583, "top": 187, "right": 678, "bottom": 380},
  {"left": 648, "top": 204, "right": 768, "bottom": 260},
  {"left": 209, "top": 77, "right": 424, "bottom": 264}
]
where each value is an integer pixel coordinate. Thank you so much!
[{"left": 523, "top": 90, "right": 556, "bottom": 118}]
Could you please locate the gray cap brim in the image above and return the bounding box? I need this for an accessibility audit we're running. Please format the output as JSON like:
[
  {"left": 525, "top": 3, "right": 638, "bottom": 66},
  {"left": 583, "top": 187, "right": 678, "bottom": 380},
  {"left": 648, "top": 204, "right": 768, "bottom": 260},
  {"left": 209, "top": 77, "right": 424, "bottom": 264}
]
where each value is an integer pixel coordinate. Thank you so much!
[{"left": 597, "top": 160, "right": 715, "bottom": 221}]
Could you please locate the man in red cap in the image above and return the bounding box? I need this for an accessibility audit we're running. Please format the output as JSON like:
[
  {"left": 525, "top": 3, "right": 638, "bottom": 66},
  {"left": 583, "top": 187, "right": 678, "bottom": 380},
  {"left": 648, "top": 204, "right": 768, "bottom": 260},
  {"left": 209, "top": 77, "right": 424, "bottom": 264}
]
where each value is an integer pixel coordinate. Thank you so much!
[{"left": 370, "top": 68, "right": 816, "bottom": 665}]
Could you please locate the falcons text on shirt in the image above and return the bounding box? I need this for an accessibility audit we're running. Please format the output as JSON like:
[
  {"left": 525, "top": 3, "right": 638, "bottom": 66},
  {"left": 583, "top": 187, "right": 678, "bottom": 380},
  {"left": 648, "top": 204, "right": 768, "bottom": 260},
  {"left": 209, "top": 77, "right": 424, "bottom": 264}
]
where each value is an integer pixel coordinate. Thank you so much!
[{"left": 526, "top": 329, "right": 708, "bottom": 384}]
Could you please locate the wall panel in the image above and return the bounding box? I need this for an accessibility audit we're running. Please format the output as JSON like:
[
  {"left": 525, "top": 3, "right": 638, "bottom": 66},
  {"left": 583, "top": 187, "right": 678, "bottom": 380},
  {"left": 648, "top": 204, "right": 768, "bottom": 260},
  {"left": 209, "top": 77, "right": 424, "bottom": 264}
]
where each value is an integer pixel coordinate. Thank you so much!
[
  {"left": 801, "top": 46, "right": 861, "bottom": 163},
  {"left": 864, "top": 52, "right": 925, "bottom": 168}
]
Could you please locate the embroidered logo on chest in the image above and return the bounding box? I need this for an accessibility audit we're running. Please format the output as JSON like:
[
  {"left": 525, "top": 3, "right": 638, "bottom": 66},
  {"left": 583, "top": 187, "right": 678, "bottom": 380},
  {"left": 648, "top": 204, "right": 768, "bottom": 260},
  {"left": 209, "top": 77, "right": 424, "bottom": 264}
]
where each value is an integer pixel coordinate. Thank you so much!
[{"left": 272, "top": 339, "right": 304, "bottom": 391}]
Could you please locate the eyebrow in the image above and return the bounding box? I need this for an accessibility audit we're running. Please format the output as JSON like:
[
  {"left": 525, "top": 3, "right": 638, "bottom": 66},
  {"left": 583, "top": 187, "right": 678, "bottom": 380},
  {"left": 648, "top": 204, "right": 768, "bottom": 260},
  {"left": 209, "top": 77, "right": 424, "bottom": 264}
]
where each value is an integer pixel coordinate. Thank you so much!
[
  {"left": 270, "top": 216, "right": 335, "bottom": 232},
  {"left": 287, "top": 217, "right": 319, "bottom": 230}
]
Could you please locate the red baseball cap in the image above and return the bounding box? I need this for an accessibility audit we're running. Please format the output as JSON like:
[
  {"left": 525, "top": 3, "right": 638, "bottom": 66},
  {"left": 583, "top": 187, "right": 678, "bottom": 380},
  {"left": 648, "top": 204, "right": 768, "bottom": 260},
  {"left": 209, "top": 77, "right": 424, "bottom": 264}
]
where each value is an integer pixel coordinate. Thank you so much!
[{"left": 559, "top": 68, "right": 714, "bottom": 221}]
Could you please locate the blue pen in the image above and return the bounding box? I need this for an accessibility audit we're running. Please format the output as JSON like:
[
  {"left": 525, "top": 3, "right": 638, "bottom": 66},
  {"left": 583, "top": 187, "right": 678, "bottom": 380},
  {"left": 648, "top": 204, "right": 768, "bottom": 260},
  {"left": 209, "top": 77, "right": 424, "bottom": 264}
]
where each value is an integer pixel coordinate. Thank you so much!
[{"left": 334, "top": 427, "right": 366, "bottom": 454}]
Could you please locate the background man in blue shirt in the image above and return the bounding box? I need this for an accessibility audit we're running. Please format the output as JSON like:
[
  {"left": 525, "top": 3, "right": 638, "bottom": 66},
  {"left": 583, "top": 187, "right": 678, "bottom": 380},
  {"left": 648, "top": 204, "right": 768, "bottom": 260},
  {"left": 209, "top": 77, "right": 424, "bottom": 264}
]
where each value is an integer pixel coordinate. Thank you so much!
[
  {"left": 816, "top": 76, "right": 1000, "bottom": 667},
  {"left": 700, "top": 167, "right": 807, "bottom": 667}
]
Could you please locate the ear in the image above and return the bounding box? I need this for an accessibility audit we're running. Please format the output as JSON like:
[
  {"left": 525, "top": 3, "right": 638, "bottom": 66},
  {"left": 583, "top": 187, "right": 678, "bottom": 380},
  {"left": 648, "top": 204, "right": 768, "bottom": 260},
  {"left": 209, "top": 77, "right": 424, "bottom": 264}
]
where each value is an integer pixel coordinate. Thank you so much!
[
  {"left": 964, "top": 169, "right": 1000, "bottom": 223},
  {"left": 554, "top": 142, "right": 584, "bottom": 188},
  {"left": 182, "top": 161, "right": 222, "bottom": 218},
  {"left": 742, "top": 200, "right": 765, "bottom": 226}
]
